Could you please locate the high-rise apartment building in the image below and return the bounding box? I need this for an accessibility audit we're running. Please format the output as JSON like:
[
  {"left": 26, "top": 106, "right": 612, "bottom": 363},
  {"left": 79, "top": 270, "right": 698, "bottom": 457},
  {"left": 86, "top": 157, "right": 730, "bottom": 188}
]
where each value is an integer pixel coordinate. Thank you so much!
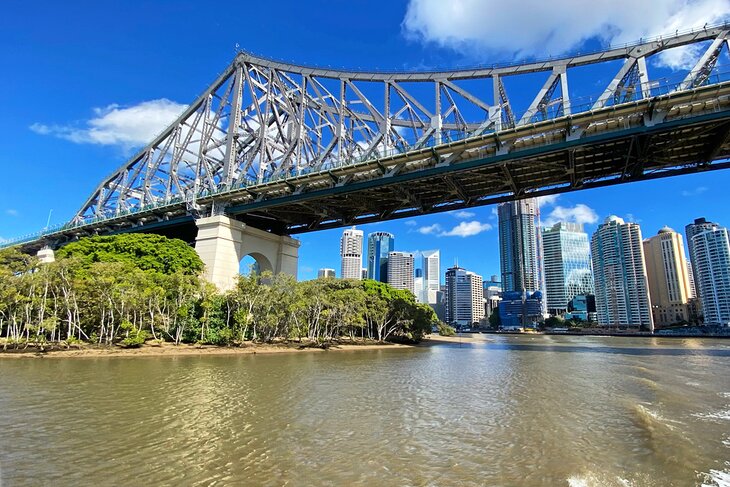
[
  {"left": 340, "top": 227, "right": 364, "bottom": 280},
  {"left": 387, "top": 252, "right": 415, "bottom": 293},
  {"left": 686, "top": 217, "right": 719, "bottom": 300},
  {"left": 686, "top": 261, "right": 697, "bottom": 299},
  {"left": 367, "top": 232, "right": 395, "bottom": 282},
  {"left": 421, "top": 250, "right": 440, "bottom": 304},
  {"left": 591, "top": 216, "right": 653, "bottom": 330},
  {"left": 692, "top": 227, "right": 730, "bottom": 325},
  {"left": 498, "top": 199, "right": 544, "bottom": 295},
  {"left": 542, "top": 222, "right": 594, "bottom": 314},
  {"left": 317, "top": 268, "right": 336, "bottom": 279},
  {"left": 642, "top": 227, "right": 693, "bottom": 327},
  {"left": 445, "top": 266, "right": 484, "bottom": 326}
]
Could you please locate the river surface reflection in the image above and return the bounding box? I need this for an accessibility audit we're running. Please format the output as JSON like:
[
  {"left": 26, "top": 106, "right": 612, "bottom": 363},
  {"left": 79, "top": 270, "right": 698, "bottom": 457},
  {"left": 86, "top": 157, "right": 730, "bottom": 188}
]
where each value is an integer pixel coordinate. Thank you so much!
[{"left": 0, "top": 335, "right": 728, "bottom": 486}]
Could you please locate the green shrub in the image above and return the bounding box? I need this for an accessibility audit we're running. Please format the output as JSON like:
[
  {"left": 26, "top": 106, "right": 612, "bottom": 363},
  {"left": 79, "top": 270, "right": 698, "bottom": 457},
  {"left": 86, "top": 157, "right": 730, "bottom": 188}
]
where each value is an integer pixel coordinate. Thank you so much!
[
  {"left": 118, "top": 330, "right": 151, "bottom": 348},
  {"left": 437, "top": 322, "right": 456, "bottom": 336}
]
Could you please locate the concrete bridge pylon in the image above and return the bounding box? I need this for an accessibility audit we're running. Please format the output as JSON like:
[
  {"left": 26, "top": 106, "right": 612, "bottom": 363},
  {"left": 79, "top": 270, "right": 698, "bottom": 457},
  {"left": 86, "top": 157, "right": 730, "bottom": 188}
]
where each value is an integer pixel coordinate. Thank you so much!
[{"left": 194, "top": 215, "right": 300, "bottom": 291}]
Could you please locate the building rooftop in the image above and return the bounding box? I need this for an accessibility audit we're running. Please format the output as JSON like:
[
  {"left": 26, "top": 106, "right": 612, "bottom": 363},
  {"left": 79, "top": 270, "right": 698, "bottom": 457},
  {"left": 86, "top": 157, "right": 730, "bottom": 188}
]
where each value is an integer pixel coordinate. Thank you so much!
[{"left": 605, "top": 215, "right": 625, "bottom": 224}]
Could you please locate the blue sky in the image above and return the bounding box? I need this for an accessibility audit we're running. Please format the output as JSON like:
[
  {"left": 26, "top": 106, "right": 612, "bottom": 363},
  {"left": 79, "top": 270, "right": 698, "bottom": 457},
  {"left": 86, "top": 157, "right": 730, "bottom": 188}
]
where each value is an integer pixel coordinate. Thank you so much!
[{"left": 1, "top": 0, "right": 729, "bottom": 282}]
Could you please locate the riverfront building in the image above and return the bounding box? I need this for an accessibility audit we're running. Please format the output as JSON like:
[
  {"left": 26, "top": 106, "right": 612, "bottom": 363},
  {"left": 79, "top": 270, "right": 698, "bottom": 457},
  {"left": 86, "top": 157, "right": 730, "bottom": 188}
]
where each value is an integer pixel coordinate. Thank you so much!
[
  {"left": 541, "top": 222, "right": 594, "bottom": 314},
  {"left": 445, "top": 266, "right": 484, "bottom": 327},
  {"left": 366, "top": 232, "right": 395, "bottom": 282},
  {"left": 591, "top": 216, "right": 653, "bottom": 330},
  {"left": 421, "top": 250, "right": 440, "bottom": 305},
  {"left": 498, "top": 199, "right": 544, "bottom": 302},
  {"left": 317, "top": 268, "right": 336, "bottom": 279},
  {"left": 483, "top": 275, "right": 502, "bottom": 319},
  {"left": 387, "top": 252, "right": 415, "bottom": 293},
  {"left": 499, "top": 291, "right": 544, "bottom": 328},
  {"left": 692, "top": 227, "right": 730, "bottom": 325},
  {"left": 642, "top": 227, "right": 693, "bottom": 327},
  {"left": 340, "top": 227, "right": 364, "bottom": 279},
  {"left": 685, "top": 217, "right": 720, "bottom": 300}
]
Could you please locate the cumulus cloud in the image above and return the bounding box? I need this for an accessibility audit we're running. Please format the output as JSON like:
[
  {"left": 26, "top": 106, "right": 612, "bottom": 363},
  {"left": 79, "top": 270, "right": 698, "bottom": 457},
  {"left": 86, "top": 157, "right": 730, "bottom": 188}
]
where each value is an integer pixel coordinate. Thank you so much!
[
  {"left": 452, "top": 210, "right": 476, "bottom": 219},
  {"left": 543, "top": 204, "right": 599, "bottom": 227},
  {"left": 405, "top": 219, "right": 418, "bottom": 226},
  {"left": 439, "top": 220, "right": 492, "bottom": 237},
  {"left": 681, "top": 186, "right": 708, "bottom": 196},
  {"left": 30, "top": 99, "right": 187, "bottom": 148},
  {"left": 418, "top": 223, "right": 442, "bottom": 234},
  {"left": 402, "top": 0, "right": 729, "bottom": 67},
  {"left": 536, "top": 194, "right": 559, "bottom": 208},
  {"left": 654, "top": 43, "right": 706, "bottom": 70}
]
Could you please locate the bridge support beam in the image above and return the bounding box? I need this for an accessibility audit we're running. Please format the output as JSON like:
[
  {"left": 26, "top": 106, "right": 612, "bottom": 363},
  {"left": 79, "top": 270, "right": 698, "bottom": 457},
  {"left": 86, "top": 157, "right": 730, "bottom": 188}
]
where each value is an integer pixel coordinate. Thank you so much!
[{"left": 194, "top": 215, "right": 300, "bottom": 291}]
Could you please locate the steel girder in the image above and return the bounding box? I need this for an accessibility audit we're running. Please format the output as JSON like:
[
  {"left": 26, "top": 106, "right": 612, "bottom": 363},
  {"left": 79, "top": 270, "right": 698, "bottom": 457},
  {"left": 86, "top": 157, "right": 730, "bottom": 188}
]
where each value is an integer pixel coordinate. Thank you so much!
[{"left": 69, "top": 24, "right": 730, "bottom": 226}]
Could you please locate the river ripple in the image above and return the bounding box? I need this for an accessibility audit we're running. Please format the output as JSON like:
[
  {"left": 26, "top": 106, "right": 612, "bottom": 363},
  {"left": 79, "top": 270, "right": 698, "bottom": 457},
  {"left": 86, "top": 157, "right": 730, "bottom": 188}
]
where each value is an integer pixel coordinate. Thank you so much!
[{"left": 0, "top": 335, "right": 728, "bottom": 486}]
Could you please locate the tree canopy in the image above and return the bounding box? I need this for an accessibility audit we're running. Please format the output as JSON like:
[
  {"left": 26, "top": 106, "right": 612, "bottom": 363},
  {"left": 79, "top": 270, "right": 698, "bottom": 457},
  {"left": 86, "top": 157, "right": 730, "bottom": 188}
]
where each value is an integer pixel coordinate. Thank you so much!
[{"left": 56, "top": 233, "right": 203, "bottom": 275}]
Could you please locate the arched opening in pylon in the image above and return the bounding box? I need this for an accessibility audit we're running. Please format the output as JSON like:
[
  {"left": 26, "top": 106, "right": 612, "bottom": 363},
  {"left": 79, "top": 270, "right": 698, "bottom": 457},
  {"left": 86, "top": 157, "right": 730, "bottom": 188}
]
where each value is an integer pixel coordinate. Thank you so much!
[{"left": 239, "top": 252, "right": 273, "bottom": 276}]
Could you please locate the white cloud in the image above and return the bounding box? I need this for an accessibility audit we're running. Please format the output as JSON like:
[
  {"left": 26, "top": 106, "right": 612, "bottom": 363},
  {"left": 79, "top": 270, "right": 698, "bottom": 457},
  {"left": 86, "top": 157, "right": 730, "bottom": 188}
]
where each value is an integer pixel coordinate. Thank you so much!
[
  {"left": 5, "top": 209, "right": 18, "bottom": 217},
  {"left": 405, "top": 219, "right": 418, "bottom": 226},
  {"left": 654, "top": 43, "right": 705, "bottom": 70},
  {"left": 536, "top": 194, "right": 559, "bottom": 208},
  {"left": 402, "top": 0, "right": 730, "bottom": 66},
  {"left": 625, "top": 213, "right": 642, "bottom": 223},
  {"left": 681, "top": 186, "right": 708, "bottom": 197},
  {"left": 439, "top": 220, "right": 492, "bottom": 237},
  {"left": 30, "top": 99, "right": 187, "bottom": 148},
  {"left": 452, "top": 210, "right": 476, "bottom": 219},
  {"left": 543, "top": 204, "right": 599, "bottom": 227},
  {"left": 418, "top": 223, "right": 442, "bottom": 235}
]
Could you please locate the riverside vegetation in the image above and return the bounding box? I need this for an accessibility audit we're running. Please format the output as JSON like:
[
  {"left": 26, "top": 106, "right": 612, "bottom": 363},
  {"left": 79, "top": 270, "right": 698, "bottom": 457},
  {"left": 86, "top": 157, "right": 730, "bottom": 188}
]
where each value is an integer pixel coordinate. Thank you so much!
[{"left": 0, "top": 234, "right": 437, "bottom": 351}]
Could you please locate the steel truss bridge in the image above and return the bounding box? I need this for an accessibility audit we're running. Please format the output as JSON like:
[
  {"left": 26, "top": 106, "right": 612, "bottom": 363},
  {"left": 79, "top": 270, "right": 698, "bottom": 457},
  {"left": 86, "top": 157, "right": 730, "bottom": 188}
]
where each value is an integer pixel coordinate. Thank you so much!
[{"left": 7, "top": 24, "right": 730, "bottom": 250}]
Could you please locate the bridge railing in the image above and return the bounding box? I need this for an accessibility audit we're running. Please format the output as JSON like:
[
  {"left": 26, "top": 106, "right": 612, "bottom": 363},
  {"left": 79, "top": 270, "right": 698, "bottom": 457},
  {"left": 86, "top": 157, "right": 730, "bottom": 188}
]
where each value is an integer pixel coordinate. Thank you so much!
[{"left": 3, "top": 67, "right": 730, "bottom": 249}]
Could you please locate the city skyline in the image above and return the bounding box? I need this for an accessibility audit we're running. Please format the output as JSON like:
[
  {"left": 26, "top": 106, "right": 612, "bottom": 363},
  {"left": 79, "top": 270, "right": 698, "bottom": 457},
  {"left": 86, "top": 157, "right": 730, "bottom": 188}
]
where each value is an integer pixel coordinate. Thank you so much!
[{"left": 2, "top": 3, "right": 730, "bottom": 285}]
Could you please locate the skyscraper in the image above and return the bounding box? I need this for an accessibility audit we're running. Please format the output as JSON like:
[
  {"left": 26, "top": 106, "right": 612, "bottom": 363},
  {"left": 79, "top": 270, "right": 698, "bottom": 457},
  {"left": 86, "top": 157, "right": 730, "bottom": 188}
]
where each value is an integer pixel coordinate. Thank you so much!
[
  {"left": 542, "top": 222, "right": 594, "bottom": 314},
  {"left": 591, "top": 216, "right": 653, "bottom": 330},
  {"left": 445, "top": 266, "right": 484, "bottom": 327},
  {"left": 387, "top": 252, "right": 415, "bottom": 293},
  {"left": 414, "top": 268, "right": 424, "bottom": 303},
  {"left": 692, "top": 227, "right": 730, "bottom": 325},
  {"left": 685, "top": 217, "right": 719, "bottom": 300},
  {"left": 421, "top": 250, "right": 440, "bottom": 304},
  {"left": 498, "top": 199, "right": 544, "bottom": 295},
  {"left": 340, "top": 227, "right": 364, "bottom": 279},
  {"left": 367, "top": 232, "right": 395, "bottom": 282},
  {"left": 642, "top": 227, "right": 693, "bottom": 327}
]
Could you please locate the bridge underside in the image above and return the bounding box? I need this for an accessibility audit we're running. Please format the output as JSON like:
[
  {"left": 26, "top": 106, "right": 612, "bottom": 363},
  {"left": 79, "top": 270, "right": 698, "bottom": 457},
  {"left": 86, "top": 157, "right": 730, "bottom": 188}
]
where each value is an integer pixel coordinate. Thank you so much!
[{"left": 241, "top": 109, "right": 730, "bottom": 234}]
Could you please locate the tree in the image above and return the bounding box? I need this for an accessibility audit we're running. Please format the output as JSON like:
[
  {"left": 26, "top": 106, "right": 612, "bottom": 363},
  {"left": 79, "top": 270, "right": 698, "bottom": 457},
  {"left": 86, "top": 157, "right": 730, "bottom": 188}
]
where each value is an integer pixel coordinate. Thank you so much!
[
  {"left": 488, "top": 311, "right": 501, "bottom": 329},
  {"left": 56, "top": 234, "right": 203, "bottom": 275}
]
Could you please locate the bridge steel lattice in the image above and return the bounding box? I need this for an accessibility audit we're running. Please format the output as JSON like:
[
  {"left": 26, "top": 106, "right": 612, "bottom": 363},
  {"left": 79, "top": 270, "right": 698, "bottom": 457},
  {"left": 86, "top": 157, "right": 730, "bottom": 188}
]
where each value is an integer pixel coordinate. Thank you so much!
[{"left": 7, "top": 24, "right": 730, "bottom": 250}]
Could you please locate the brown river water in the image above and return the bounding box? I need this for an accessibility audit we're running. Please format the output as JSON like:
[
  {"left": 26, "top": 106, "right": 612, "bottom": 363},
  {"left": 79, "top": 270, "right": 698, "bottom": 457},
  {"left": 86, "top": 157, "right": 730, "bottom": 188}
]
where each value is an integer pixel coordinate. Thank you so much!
[{"left": 0, "top": 335, "right": 728, "bottom": 486}]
